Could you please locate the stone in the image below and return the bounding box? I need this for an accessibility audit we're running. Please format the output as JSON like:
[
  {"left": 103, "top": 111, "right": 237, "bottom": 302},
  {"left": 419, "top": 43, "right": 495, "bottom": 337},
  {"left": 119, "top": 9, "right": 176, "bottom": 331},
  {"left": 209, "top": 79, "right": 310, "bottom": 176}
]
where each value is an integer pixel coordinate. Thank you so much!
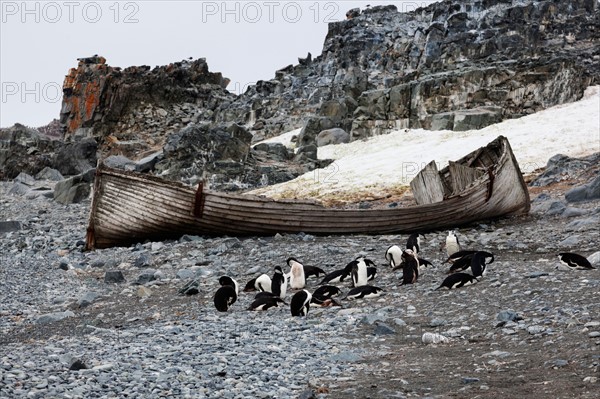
[
  {"left": 565, "top": 175, "right": 600, "bottom": 202},
  {"left": 253, "top": 143, "right": 290, "bottom": 161},
  {"left": 587, "top": 251, "right": 600, "bottom": 267},
  {"left": 374, "top": 323, "right": 396, "bottom": 335},
  {"left": 135, "top": 151, "right": 163, "bottom": 173},
  {"left": 69, "top": 360, "right": 88, "bottom": 371},
  {"left": 8, "top": 182, "right": 30, "bottom": 196},
  {"left": 296, "top": 145, "right": 318, "bottom": 160},
  {"left": 452, "top": 107, "right": 502, "bottom": 131},
  {"left": 104, "top": 270, "right": 125, "bottom": 284},
  {"left": 0, "top": 221, "right": 22, "bottom": 234},
  {"left": 136, "top": 286, "right": 152, "bottom": 298},
  {"left": 497, "top": 310, "right": 522, "bottom": 322},
  {"left": 134, "top": 253, "right": 152, "bottom": 268},
  {"left": 135, "top": 269, "right": 158, "bottom": 285},
  {"left": 562, "top": 207, "right": 587, "bottom": 218},
  {"left": 77, "top": 292, "right": 100, "bottom": 308},
  {"left": 461, "top": 377, "right": 480, "bottom": 384},
  {"left": 546, "top": 201, "right": 567, "bottom": 216},
  {"left": 36, "top": 311, "right": 75, "bottom": 324},
  {"left": 559, "top": 235, "right": 581, "bottom": 247},
  {"left": 53, "top": 168, "right": 95, "bottom": 204},
  {"left": 103, "top": 155, "right": 136, "bottom": 171},
  {"left": 35, "top": 167, "right": 64, "bottom": 181},
  {"left": 52, "top": 138, "right": 98, "bottom": 176},
  {"left": 316, "top": 128, "right": 350, "bottom": 147}
]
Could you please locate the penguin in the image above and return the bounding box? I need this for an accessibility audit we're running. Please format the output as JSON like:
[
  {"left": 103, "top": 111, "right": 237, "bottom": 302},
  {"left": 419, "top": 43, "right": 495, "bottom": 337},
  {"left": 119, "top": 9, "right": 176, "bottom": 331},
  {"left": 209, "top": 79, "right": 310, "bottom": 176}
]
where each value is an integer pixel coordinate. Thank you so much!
[
  {"left": 447, "top": 253, "right": 475, "bottom": 274},
  {"left": 344, "top": 285, "right": 384, "bottom": 300},
  {"left": 319, "top": 261, "right": 354, "bottom": 285},
  {"left": 385, "top": 245, "right": 403, "bottom": 269},
  {"left": 271, "top": 266, "right": 287, "bottom": 299},
  {"left": 406, "top": 233, "right": 421, "bottom": 254},
  {"left": 290, "top": 289, "right": 312, "bottom": 316},
  {"left": 312, "top": 285, "right": 341, "bottom": 303},
  {"left": 445, "top": 230, "right": 461, "bottom": 257},
  {"left": 243, "top": 277, "right": 257, "bottom": 292},
  {"left": 557, "top": 253, "right": 595, "bottom": 270},
  {"left": 401, "top": 256, "right": 419, "bottom": 285},
  {"left": 254, "top": 274, "right": 272, "bottom": 293},
  {"left": 419, "top": 259, "right": 434, "bottom": 269},
  {"left": 436, "top": 273, "right": 479, "bottom": 290},
  {"left": 218, "top": 276, "right": 239, "bottom": 295},
  {"left": 248, "top": 295, "right": 285, "bottom": 311},
  {"left": 303, "top": 265, "right": 327, "bottom": 280},
  {"left": 214, "top": 276, "right": 238, "bottom": 312},
  {"left": 470, "top": 251, "right": 492, "bottom": 278},
  {"left": 367, "top": 266, "right": 377, "bottom": 281},
  {"left": 444, "top": 250, "right": 477, "bottom": 264},
  {"left": 351, "top": 258, "right": 369, "bottom": 287},
  {"left": 288, "top": 257, "right": 306, "bottom": 289}
]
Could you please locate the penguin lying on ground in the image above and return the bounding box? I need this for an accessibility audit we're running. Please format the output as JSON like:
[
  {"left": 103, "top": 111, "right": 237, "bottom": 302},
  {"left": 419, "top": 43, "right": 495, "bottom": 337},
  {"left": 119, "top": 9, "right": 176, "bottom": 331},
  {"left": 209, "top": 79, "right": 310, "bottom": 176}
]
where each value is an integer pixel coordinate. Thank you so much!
[
  {"left": 344, "top": 285, "right": 384, "bottom": 300},
  {"left": 557, "top": 253, "right": 595, "bottom": 270},
  {"left": 436, "top": 273, "right": 478, "bottom": 290}
]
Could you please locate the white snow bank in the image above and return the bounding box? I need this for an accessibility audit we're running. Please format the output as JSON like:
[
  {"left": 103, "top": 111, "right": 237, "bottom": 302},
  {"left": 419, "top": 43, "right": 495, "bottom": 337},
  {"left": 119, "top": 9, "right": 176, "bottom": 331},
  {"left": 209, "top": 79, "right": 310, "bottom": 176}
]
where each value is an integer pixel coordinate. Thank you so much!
[{"left": 251, "top": 86, "right": 600, "bottom": 202}]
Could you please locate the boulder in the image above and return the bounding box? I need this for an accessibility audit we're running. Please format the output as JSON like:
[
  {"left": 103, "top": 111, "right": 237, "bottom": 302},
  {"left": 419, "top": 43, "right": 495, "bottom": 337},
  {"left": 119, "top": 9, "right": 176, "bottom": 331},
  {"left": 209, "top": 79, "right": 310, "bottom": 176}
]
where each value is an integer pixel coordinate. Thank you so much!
[
  {"left": 53, "top": 168, "right": 95, "bottom": 204},
  {"left": 316, "top": 128, "right": 350, "bottom": 147},
  {"left": 52, "top": 138, "right": 98, "bottom": 176},
  {"left": 565, "top": 175, "right": 600, "bottom": 202},
  {"left": 35, "top": 167, "right": 64, "bottom": 181}
]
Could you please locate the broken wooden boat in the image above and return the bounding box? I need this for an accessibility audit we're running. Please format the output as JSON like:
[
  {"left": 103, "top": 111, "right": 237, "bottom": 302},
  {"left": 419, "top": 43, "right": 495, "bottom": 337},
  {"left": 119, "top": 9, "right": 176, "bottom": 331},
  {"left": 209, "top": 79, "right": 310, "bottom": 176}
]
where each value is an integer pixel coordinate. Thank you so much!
[{"left": 86, "top": 135, "right": 530, "bottom": 249}]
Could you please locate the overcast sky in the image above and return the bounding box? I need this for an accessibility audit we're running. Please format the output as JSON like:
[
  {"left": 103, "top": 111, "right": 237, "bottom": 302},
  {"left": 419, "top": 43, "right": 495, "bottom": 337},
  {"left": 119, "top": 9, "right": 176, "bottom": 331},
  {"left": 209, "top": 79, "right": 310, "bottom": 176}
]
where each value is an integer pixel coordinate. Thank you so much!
[{"left": 0, "top": 0, "right": 436, "bottom": 128}]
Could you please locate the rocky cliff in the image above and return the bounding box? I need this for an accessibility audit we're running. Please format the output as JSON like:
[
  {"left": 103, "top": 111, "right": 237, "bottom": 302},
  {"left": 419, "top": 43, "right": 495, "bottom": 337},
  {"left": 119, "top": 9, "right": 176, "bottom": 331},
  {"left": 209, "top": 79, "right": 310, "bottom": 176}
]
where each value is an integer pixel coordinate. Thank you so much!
[
  {"left": 216, "top": 0, "right": 599, "bottom": 144},
  {"left": 59, "top": 56, "right": 234, "bottom": 158}
]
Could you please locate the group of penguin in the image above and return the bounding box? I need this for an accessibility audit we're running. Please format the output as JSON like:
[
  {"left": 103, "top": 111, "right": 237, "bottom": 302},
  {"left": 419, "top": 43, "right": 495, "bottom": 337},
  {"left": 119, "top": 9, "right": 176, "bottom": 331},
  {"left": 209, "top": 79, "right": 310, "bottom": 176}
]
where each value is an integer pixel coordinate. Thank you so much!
[{"left": 213, "top": 230, "right": 596, "bottom": 317}]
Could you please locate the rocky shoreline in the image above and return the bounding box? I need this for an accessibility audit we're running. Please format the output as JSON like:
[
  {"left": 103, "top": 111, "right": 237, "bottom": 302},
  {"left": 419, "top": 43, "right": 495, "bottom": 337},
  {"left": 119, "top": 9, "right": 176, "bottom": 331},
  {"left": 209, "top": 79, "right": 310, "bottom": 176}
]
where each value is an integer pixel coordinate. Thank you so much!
[{"left": 1, "top": 161, "right": 598, "bottom": 398}]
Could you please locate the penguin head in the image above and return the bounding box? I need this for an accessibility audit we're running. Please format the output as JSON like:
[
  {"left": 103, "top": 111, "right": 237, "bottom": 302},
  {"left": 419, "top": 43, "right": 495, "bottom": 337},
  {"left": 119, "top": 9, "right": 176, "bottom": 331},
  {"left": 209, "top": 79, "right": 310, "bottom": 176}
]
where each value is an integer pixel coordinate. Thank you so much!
[
  {"left": 219, "top": 276, "right": 235, "bottom": 287},
  {"left": 274, "top": 266, "right": 283, "bottom": 274},
  {"left": 287, "top": 257, "right": 302, "bottom": 267}
]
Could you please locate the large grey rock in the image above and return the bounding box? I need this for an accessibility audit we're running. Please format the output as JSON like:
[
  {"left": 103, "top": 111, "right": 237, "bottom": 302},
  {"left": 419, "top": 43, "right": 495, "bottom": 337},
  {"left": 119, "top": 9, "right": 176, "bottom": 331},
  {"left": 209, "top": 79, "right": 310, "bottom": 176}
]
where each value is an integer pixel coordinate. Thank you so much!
[
  {"left": 104, "top": 270, "right": 126, "bottom": 284},
  {"left": 52, "top": 138, "right": 98, "bottom": 176},
  {"left": 103, "top": 155, "right": 136, "bottom": 171},
  {"left": 316, "top": 128, "right": 350, "bottom": 147},
  {"left": 35, "top": 167, "right": 64, "bottom": 181},
  {"left": 77, "top": 292, "right": 100, "bottom": 308},
  {"left": 565, "top": 175, "right": 600, "bottom": 202},
  {"left": 253, "top": 143, "right": 290, "bottom": 161},
  {"left": 0, "top": 221, "right": 22, "bottom": 234},
  {"left": 53, "top": 168, "right": 95, "bottom": 204}
]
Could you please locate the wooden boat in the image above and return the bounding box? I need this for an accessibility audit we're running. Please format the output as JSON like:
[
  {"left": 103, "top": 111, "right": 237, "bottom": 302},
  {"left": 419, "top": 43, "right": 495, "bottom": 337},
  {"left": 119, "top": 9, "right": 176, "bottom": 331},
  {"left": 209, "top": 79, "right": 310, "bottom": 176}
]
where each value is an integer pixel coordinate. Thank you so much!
[{"left": 85, "top": 135, "right": 530, "bottom": 249}]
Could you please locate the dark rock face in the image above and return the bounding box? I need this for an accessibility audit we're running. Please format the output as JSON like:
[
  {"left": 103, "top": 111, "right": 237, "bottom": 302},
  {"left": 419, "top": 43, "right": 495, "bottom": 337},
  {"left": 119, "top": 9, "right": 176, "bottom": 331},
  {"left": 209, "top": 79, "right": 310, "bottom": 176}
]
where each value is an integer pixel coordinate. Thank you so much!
[
  {"left": 215, "top": 0, "right": 599, "bottom": 142},
  {"left": 530, "top": 153, "right": 600, "bottom": 187},
  {"left": 0, "top": 124, "right": 62, "bottom": 180},
  {"left": 59, "top": 56, "right": 235, "bottom": 159}
]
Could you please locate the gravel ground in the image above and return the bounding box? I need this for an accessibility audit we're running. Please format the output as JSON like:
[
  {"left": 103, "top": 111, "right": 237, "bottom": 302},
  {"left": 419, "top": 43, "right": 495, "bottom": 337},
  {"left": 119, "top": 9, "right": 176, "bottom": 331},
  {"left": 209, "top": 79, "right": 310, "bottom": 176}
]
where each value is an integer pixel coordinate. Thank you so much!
[{"left": 1, "top": 176, "right": 599, "bottom": 399}]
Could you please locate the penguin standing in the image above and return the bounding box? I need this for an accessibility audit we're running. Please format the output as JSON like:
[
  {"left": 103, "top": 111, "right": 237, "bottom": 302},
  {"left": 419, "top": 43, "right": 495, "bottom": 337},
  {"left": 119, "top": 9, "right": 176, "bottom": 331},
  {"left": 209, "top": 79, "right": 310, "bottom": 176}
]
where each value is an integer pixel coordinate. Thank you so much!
[
  {"left": 445, "top": 230, "right": 461, "bottom": 257},
  {"left": 290, "top": 289, "right": 312, "bottom": 316},
  {"left": 288, "top": 257, "right": 306, "bottom": 289},
  {"left": 385, "top": 245, "right": 403, "bottom": 269},
  {"left": 351, "top": 258, "right": 369, "bottom": 287},
  {"left": 406, "top": 233, "right": 421, "bottom": 255},
  {"left": 214, "top": 276, "right": 239, "bottom": 312},
  {"left": 557, "top": 253, "right": 595, "bottom": 270},
  {"left": 271, "top": 266, "right": 287, "bottom": 299},
  {"left": 401, "top": 249, "right": 419, "bottom": 285},
  {"left": 470, "top": 251, "right": 495, "bottom": 277}
]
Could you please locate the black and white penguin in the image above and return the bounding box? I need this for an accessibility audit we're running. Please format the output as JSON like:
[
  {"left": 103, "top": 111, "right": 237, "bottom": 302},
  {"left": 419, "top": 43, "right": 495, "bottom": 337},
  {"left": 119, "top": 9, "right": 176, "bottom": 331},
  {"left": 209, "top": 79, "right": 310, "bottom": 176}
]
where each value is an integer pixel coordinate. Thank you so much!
[
  {"left": 447, "top": 253, "right": 475, "bottom": 274},
  {"left": 385, "top": 245, "right": 403, "bottom": 269},
  {"left": 290, "top": 289, "right": 312, "bottom": 316},
  {"left": 557, "top": 253, "right": 595, "bottom": 270},
  {"left": 445, "top": 230, "right": 461, "bottom": 257},
  {"left": 344, "top": 285, "right": 384, "bottom": 300},
  {"left": 271, "top": 266, "right": 287, "bottom": 299},
  {"left": 214, "top": 276, "right": 239, "bottom": 312},
  {"left": 470, "top": 251, "right": 495, "bottom": 278},
  {"left": 351, "top": 258, "right": 369, "bottom": 287},
  {"left": 248, "top": 295, "right": 285, "bottom": 311},
  {"left": 406, "top": 233, "right": 421, "bottom": 254},
  {"left": 254, "top": 274, "right": 272, "bottom": 293},
  {"left": 436, "top": 273, "right": 478, "bottom": 290},
  {"left": 312, "top": 285, "right": 341, "bottom": 303},
  {"left": 400, "top": 249, "right": 419, "bottom": 285},
  {"left": 443, "top": 250, "right": 477, "bottom": 264},
  {"left": 319, "top": 261, "right": 354, "bottom": 285},
  {"left": 219, "top": 276, "right": 239, "bottom": 295},
  {"left": 303, "top": 265, "right": 327, "bottom": 280},
  {"left": 288, "top": 257, "right": 306, "bottom": 289}
]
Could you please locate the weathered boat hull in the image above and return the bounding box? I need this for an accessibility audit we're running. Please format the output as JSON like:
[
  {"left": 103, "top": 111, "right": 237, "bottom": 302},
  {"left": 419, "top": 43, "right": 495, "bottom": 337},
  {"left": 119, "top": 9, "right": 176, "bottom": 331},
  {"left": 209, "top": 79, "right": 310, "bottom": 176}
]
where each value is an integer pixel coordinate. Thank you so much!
[{"left": 86, "top": 135, "right": 530, "bottom": 249}]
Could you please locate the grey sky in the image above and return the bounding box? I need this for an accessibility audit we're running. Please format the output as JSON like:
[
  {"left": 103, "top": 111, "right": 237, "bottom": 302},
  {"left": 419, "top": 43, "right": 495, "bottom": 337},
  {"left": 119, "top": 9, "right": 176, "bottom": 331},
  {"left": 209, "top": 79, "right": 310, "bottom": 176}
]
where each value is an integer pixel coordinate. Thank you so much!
[{"left": 1, "top": 0, "right": 435, "bottom": 128}]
